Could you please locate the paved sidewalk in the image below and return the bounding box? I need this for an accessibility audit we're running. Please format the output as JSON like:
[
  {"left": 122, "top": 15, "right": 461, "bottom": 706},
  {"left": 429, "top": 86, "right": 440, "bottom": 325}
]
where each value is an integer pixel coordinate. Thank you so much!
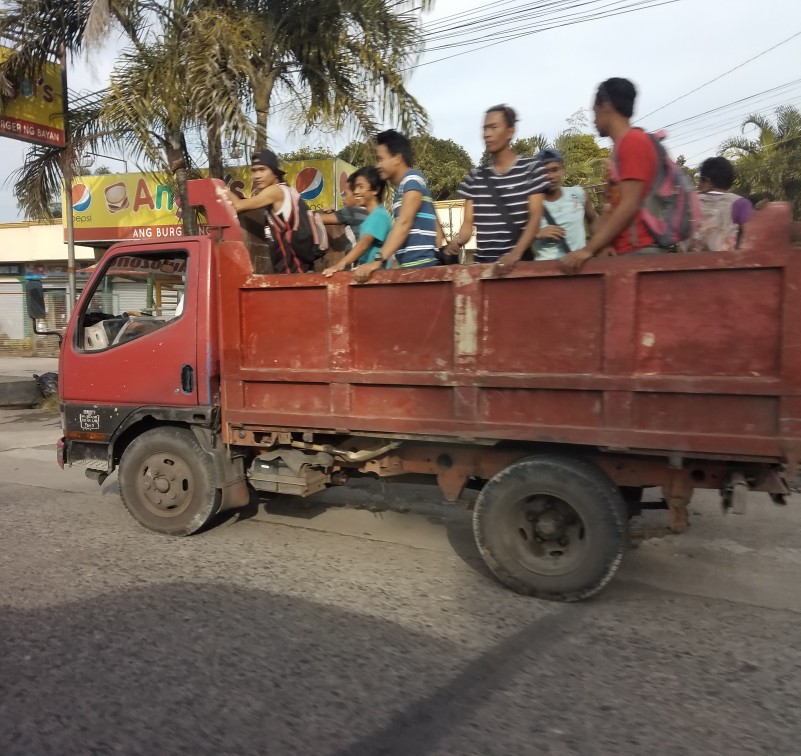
[{"left": 0, "top": 356, "right": 58, "bottom": 378}]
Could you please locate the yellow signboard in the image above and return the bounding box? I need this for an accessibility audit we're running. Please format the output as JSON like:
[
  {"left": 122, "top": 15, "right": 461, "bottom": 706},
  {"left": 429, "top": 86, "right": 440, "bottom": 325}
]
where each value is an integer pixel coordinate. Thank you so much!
[
  {"left": 0, "top": 46, "right": 65, "bottom": 147},
  {"left": 66, "top": 158, "right": 357, "bottom": 243}
]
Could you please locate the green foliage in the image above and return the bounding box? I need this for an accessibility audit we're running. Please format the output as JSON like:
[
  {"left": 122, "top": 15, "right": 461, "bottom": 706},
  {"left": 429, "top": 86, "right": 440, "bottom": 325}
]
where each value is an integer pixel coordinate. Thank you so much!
[
  {"left": 279, "top": 147, "right": 335, "bottom": 162},
  {"left": 337, "top": 140, "right": 375, "bottom": 167},
  {"left": 675, "top": 154, "right": 698, "bottom": 182},
  {"left": 1, "top": 0, "right": 434, "bottom": 221},
  {"left": 553, "top": 132, "right": 609, "bottom": 188},
  {"left": 335, "top": 135, "right": 474, "bottom": 200},
  {"left": 410, "top": 135, "right": 473, "bottom": 200},
  {"left": 719, "top": 105, "right": 801, "bottom": 218},
  {"left": 510, "top": 134, "right": 549, "bottom": 158}
]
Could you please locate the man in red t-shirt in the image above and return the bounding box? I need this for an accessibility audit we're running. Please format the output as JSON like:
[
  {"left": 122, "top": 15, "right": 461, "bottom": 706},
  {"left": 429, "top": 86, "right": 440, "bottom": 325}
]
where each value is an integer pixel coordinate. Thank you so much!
[{"left": 560, "top": 78, "right": 658, "bottom": 273}]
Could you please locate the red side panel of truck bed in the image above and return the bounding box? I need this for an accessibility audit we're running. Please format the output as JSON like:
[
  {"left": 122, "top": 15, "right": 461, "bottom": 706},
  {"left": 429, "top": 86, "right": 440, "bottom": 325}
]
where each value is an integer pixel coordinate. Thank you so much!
[{"left": 214, "top": 204, "right": 801, "bottom": 464}]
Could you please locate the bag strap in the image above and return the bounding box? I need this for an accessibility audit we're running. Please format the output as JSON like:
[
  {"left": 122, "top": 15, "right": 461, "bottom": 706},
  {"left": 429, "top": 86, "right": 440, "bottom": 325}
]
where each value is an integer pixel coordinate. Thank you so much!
[
  {"left": 481, "top": 166, "right": 521, "bottom": 242},
  {"left": 265, "top": 187, "right": 305, "bottom": 273},
  {"left": 541, "top": 204, "right": 571, "bottom": 255}
]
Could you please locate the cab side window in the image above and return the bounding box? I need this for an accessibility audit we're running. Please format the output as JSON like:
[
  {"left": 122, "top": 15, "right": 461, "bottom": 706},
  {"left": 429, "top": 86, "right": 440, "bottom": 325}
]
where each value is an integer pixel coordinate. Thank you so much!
[{"left": 78, "top": 252, "right": 188, "bottom": 352}]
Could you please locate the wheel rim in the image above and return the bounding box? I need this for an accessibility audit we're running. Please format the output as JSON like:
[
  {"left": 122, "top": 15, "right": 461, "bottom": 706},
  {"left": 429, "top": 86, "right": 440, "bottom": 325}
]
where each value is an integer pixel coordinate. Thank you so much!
[
  {"left": 505, "top": 493, "right": 588, "bottom": 576},
  {"left": 135, "top": 450, "right": 196, "bottom": 519}
]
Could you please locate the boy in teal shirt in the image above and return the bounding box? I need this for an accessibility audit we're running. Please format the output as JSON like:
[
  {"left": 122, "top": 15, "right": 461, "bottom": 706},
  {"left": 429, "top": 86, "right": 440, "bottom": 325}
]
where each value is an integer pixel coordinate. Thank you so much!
[{"left": 323, "top": 167, "right": 392, "bottom": 275}]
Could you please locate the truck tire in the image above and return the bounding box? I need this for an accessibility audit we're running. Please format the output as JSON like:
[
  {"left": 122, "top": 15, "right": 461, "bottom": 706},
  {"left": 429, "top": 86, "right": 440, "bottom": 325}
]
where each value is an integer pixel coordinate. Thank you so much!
[
  {"left": 473, "top": 455, "right": 627, "bottom": 601},
  {"left": 118, "top": 427, "right": 222, "bottom": 536}
]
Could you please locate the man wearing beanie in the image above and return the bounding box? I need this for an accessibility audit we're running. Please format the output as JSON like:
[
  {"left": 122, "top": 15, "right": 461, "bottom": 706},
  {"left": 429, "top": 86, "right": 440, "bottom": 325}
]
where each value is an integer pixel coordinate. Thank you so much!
[{"left": 227, "top": 149, "right": 313, "bottom": 272}]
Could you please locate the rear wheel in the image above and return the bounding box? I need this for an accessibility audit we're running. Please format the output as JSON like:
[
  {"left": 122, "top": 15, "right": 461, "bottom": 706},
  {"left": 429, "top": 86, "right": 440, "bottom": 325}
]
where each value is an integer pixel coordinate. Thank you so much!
[
  {"left": 118, "top": 427, "right": 222, "bottom": 536},
  {"left": 473, "top": 455, "right": 627, "bottom": 601}
]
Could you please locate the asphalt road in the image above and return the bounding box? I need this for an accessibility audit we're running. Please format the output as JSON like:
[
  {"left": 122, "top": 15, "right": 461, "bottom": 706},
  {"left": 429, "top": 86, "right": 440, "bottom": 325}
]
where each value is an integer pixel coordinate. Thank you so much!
[{"left": 1, "top": 408, "right": 800, "bottom": 755}]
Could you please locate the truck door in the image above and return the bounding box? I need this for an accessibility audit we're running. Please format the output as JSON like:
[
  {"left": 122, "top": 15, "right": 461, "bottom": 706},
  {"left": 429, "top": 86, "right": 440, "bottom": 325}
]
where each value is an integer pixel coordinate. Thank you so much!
[{"left": 60, "top": 245, "right": 201, "bottom": 418}]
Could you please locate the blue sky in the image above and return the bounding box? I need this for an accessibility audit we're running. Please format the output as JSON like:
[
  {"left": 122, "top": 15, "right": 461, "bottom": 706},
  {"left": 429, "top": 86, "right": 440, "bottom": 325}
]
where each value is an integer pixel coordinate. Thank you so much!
[{"left": 0, "top": 0, "right": 798, "bottom": 221}]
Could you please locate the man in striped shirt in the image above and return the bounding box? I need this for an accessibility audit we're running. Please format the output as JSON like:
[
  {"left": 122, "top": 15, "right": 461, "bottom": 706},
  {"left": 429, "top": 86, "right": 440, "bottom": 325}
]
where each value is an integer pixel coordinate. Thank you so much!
[
  {"left": 447, "top": 105, "right": 548, "bottom": 270},
  {"left": 353, "top": 129, "right": 439, "bottom": 282}
]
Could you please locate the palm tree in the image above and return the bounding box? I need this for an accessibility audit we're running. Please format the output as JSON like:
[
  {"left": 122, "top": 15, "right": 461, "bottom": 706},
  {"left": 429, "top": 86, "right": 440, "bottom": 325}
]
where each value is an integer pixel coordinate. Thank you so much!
[
  {"left": 233, "top": 0, "right": 431, "bottom": 149},
  {"left": 3, "top": 0, "right": 435, "bottom": 223},
  {"left": 10, "top": 89, "right": 110, "bottom": 219},
  {"left": 720, "top": 105, "right": 801, "bottom": 217},
  {"left": 0, "top": 0, "right": 151, "bottom": 220},
  {"left": 100, "top": 1, "right": 261, "bottom": 233}
]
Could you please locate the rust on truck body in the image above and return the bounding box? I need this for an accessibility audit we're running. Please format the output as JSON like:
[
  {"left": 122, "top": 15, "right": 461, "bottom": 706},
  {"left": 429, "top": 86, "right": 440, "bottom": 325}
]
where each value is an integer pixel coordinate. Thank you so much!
[{"left": 199, "top": 183, "right": 800, "bottom": 470}]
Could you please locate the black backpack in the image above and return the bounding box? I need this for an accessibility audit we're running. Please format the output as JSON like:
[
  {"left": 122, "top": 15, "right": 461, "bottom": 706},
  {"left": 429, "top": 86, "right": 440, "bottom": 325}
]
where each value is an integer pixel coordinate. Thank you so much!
[{"left": 266, "top": 186, "right": 328, "bottom": 273}]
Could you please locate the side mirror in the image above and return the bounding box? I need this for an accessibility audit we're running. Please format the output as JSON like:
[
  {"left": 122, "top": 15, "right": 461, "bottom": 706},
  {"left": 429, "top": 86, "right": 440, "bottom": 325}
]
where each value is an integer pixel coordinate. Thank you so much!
[
  {"left": 25, "top": 279, "right": 47, "bottom": 320},
  {"left": 24, "top": 278, "right": 63, "bottom": 344}
]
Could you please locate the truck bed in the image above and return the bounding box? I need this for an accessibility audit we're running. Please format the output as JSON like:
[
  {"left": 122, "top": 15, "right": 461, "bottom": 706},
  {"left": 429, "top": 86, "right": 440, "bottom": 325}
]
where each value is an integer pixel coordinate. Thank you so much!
[{"left": 205, "top": 190, "right": 801, "bottom": 466}]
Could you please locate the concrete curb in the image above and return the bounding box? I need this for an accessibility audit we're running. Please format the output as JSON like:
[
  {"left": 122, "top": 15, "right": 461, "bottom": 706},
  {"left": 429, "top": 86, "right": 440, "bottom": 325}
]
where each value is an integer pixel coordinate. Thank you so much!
[{"left": 0, "top": 376, "right": 42, "bottom": 408}]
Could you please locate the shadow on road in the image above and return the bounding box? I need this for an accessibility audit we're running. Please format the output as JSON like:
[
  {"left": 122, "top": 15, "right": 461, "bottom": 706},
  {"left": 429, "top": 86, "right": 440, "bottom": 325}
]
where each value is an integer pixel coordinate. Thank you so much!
[
  {"left": 213, "top": 476, "right": 494, "bottom": 582},
  {"left": 0, "top": 580, "right": 554, "bottom": 754}
]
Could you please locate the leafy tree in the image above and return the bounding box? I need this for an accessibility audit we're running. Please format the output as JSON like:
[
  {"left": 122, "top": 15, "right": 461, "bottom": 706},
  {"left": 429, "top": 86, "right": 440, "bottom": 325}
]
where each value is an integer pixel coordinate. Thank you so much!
[
  {"left": 279, "top": 147, "right": 335, "bottom": 162},
  {"left": 10, "top": 89, "right": 110, "bottom": 220},
  {"left": 336, "top": 135, "right": 473, "bottom": 200},
  {"left": 720, "top": 105, "right": 801, "bottom": 217},
  {"left": 2, "top": 0, "right": 435, "bottom": 224},
  {"left": 0, "top": 1, "right": 150, "bottom": 220},
  {"left": 97, "top": 2, "right": 259, "bottom": 233},
  {"left": 510, "top": 134, "right": 549, "bottom": 158},
  {"left": 226, "top": 0, "right": 431, "bottom": 148},
  {"left": 675, "top": 154, "right": 698, "bottom": 182},
  {"left": 553, "top": 132, "right": 609, "bottom": 189},
  {"left": 337, "top": 140, "right": 374, "bottom": 167},
  {"left": 410, "top": 135, "right": 473, "bottom": 200}
]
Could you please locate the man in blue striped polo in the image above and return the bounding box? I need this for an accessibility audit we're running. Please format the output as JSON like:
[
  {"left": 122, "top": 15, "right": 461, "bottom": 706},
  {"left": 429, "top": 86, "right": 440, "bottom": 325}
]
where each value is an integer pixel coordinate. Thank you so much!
[
  {"left": 446, "top": 105, "right": 548, "bottom": 272},
  {"left": 353, "top": 129, "right": 439, "bottom": 282}
]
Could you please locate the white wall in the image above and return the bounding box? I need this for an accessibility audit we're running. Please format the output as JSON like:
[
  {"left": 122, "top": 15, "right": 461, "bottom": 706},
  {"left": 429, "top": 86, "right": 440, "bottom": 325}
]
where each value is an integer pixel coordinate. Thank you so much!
[{"left": 0, "top": 221, "right": 95, "bottom": 264}]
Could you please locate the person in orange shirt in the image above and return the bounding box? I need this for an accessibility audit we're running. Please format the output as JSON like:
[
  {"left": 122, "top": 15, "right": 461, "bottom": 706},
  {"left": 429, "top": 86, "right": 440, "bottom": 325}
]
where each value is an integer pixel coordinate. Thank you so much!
[{"left": 560, "top": 78, "right": 659, "bottom": 273}]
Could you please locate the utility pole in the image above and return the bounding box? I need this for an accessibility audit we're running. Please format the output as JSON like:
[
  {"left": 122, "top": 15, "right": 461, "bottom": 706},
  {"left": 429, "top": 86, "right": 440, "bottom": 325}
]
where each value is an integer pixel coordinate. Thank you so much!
[{"left": 59, "top": 43, "right": 76, "bottom": 320}]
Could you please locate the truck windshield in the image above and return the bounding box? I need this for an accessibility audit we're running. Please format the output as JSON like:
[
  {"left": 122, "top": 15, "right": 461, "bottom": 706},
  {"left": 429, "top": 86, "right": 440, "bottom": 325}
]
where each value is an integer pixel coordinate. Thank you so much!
[{"left": 77, "top": 251, "right": 188, "bottom": 352}]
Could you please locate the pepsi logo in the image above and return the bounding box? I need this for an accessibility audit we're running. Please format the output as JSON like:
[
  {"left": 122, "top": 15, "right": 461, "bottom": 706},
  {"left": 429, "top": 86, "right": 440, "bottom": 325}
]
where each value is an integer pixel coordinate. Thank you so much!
[
  {"left": 339, "top": 171, "right": 349, "bottom": 197},
  {"left": 71, "top": 183, "right": 92, "bottom": 212},
  {"left": 295, "top": 167, "right": 324, "bottom": 201}
]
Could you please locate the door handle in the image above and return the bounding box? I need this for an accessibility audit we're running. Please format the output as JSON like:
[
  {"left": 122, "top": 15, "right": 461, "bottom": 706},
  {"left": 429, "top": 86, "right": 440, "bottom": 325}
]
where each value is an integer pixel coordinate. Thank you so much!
[{"left": 181, "top": 364, "right": 194, "bottom": 393}]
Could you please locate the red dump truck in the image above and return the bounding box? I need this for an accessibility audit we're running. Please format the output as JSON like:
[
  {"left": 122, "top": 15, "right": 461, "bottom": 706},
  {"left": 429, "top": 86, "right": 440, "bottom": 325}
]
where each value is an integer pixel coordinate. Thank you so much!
[{"left": 28, "top": 179, "right": 800, "bottom": 601}]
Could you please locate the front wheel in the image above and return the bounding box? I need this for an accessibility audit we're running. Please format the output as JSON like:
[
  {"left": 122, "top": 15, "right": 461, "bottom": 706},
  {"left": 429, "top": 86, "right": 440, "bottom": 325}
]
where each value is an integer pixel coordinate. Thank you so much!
[
  {"left": 473, "top": 455, "right": 627, "bottom": 601},
  {"left": 118, "top": 427, "right": 222, "bottom": 536}
]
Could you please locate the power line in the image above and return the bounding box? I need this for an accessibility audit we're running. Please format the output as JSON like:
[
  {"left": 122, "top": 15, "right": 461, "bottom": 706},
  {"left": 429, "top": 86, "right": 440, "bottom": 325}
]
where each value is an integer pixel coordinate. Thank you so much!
[
  {"left": 423, "top": 0, "right": 663, "bottom": 51},
  {"left": 421, "top": 0, "right": 521, "bottom": 33},
  {"left": 423, "top": 0, "right": 621, "bottom": 40},
  {"left": 658, "top": 77, "right": 801, "bottom": 131},
  {"left": 636, "top": 28, "right": 801, "bottom": 123},
  {"left": 405, "top": 0, "right": 678, "bottom": 71},
  {"left": 667, "top": 96, "right": 801, "bottom": 156},
  {"left": 653, "top": 80, "right": 801, "bottom": 154}
]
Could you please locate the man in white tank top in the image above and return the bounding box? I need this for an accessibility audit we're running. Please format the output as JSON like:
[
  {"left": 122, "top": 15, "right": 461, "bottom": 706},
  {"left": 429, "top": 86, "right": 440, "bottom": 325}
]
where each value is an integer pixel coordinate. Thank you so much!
[
  {"left": 228, "top": 149, "right": 289, "bottom": 218},
  {"left": 227, "top": 149, "right": 313, "bottom": 273}
]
